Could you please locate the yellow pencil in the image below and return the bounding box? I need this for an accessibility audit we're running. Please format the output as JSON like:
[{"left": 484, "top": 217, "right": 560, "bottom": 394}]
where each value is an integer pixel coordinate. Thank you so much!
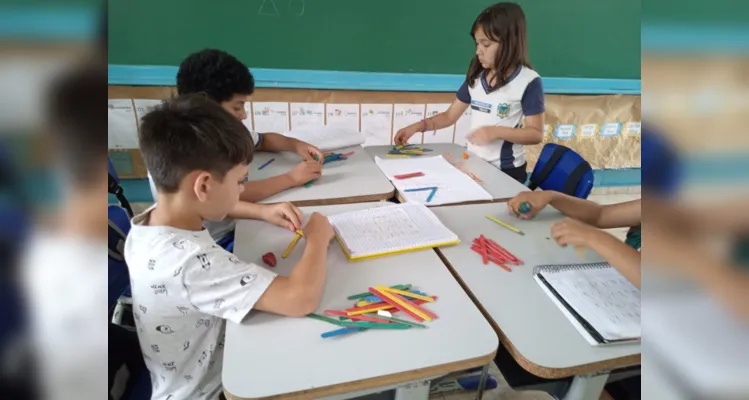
[
  {"left": 380, "top": 287, "right": 435, "bottom": 302},
  {"left": 375, "top": 285, "right": 432, "bottom": 321},
  {"left": 485, "top": 215, "right": 525, "bottom": 236},
  {"left": 281, "top": 231, "right": 303, "bottom": 259}
]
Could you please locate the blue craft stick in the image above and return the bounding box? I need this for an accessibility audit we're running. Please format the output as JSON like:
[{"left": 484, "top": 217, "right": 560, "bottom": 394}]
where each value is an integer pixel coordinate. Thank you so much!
[
  {"left": 258, "top": 158, "right": 275, "bottom": 170},
  {"left": 404, "top": 186, "right": 437, "bottom": 193},
  {"left": 321, "top": 327, "right": 365, "bottom": 338},
  {"left": 426, "top": 187, "right": 437, "bottom": 202}
]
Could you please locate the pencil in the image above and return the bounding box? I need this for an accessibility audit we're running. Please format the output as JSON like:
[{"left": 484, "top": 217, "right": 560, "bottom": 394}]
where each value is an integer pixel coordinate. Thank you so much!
[
  {"left": 485, "top": 215, "right": 525, "bottom": 235},
  {"left": 257, "top": 158, "right": 275, "bottom": 170},
  {"left": 281, "top": 231, "right": 303, "bottom": 259}
]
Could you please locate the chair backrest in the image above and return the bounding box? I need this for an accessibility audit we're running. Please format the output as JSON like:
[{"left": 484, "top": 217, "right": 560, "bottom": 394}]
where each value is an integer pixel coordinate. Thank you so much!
[
  {"left": 108, "top": 205, "right": 132, "bottom": 309},
  {"left": 528, "top": 143, "right": 594, "bottom": 199}
]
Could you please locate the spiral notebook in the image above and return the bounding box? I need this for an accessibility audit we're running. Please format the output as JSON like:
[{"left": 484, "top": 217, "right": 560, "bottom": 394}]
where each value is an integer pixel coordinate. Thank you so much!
[
  {"left": 327, "top": 203, "right": 460, "bottom": 261},
  {"left": 533, "top": 262, "right": 641, "bottom": 346}
]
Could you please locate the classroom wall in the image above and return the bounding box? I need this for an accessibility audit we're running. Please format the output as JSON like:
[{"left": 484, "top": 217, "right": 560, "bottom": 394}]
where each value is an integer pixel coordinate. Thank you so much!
[{"left": 108, "top": 86, "right": 641, "bottom": 179}]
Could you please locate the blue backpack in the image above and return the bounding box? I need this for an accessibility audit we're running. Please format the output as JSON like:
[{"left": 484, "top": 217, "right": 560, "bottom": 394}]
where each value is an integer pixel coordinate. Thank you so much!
[{"left": 528, "top": 143, "right": 594, "bottom": 199}]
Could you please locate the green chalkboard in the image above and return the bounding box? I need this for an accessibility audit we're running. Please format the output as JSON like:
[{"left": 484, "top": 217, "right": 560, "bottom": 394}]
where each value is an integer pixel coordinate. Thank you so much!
[{"left": 108, "top": 0, "right": 640, "bottom": 79}]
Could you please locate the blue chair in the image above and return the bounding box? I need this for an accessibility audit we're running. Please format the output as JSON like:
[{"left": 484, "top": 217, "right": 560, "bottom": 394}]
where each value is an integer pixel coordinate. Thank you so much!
[{"left": 528, "top": 143, "right": 594, "bottom": 199}]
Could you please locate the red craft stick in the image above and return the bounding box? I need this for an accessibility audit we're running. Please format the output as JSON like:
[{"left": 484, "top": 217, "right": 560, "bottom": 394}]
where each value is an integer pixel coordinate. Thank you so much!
[
  {"left": 345, "top": 297, "right": 434, "bottom": 314},
  {"left": 471, "top": 245, "right": 509, "bottom": 265},
  {"left": 479, "top": 234, "right": 488, "bottom": 265},
  {"left": 394, "top": 172, "right": 425, "bottom": 180},
  {"left": 368, "top": 287, "right": 424, "bottom": 322},
  {"left": 474, "top": 238, "right": 522, "bottom": 264}
]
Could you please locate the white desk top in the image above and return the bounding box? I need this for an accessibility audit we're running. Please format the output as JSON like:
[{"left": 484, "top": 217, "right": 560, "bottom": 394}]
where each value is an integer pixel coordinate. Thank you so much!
[
  {"left": 364, "top": 144, "right": 529, "bottom": 203},
  {"left": 430, "top": 203, "right": 641, "bottom": 378},
  {"left": 223, "top": 202, "right": 498, "bottom": 399},
  {"left": 248, "top": 146, "right": 394, "bottom": 206}
]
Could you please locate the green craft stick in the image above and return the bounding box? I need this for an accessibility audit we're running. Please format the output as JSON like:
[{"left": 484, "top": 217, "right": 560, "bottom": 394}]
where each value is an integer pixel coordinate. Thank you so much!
[
  {"left": 306, "top": 313, "right": 344, "bottom": 326},
  {"left": 347, "top": 284, "right": 412, "bottom": 300},
  {"left": 340, "top": 321, "right": 410, "bottom": 329},
  {"left": 363, "top": 313, "right": 427, "bottom": 328}
]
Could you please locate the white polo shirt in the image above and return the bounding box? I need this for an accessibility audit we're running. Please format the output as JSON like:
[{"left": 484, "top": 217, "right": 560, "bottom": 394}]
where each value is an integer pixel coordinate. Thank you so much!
[
  {"left": 456, "top": 65, "right": 544, "bottom": 170},
  {"left": 147, "top": 129, "right": 263, "bottom": 243}
]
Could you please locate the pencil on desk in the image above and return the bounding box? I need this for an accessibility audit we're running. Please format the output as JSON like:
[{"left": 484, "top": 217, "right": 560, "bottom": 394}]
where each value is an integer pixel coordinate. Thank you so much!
[{"left": 485, "top": 215, "right": 525, "bottom": 235}]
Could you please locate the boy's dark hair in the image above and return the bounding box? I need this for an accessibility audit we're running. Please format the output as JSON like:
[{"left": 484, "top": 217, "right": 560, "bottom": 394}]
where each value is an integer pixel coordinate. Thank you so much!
[
  {"left": 176, "top": 49, "right": 255, "bottom": 103},
  {"left": 47, "top": 60, "right": 106, "bottom": 188},
  {"left": 139, "top": 94, "right": 254, "bottom": 193},
  {"left": 467, "top": 2, "right": 532, "bottom": 91}
]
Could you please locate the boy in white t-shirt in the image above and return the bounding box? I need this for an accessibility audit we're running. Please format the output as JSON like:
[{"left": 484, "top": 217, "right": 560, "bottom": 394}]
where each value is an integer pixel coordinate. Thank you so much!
[{"left": 127, "top": 94, "right": 334, "bottom": 400}]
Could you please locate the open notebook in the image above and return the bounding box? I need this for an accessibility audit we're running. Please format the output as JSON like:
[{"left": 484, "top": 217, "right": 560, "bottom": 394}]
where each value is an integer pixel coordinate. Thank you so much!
[
  {"left": 327, "top": 203, "right": 459, "bottom": 261},
  {"left": 282, "top": 127, "right": 365, "bottom": 151},
  {"left": 533, "top": 262, "right": 641, "bottom": 346}
]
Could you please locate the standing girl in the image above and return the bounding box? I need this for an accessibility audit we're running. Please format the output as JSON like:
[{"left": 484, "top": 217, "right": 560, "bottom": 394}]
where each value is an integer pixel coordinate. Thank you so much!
[{"left": 394, "top": 2, "right": 545, "bottom": 184}]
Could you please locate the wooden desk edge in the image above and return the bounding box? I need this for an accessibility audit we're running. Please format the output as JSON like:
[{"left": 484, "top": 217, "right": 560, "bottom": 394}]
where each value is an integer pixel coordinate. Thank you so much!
[
  {"left": 435, "top": 249, "right": 641, "bottom": 380},
  {"left": 264, "top": 190, "right": 396, "bottom": 207},
  {"left": 223, "top": 350, "right": 496, "bottom": 400}
]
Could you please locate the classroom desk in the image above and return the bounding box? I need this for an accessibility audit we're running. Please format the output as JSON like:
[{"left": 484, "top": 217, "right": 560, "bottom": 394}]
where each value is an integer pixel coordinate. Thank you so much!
[
  {"left": 364, "top": 144, "right": 529, "bottom": 204},
  {"left": 430, "top": 203, "right": 641, "bottom": 400},
  {"left": 223, "top": 202, "right": 498, "bottom": 400},
  {"left": 248, "top": 146, "right": 395, "bottom": 206}
]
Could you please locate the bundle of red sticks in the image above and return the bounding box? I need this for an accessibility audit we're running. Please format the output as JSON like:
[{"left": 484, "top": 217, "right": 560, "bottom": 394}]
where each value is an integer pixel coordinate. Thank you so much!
[{"left": 470, "top": 234, "right": 524, "bottom": 272}]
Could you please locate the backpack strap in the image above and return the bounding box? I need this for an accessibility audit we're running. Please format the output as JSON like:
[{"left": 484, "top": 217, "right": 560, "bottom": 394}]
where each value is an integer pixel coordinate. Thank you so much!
[
  {"left": 529, "top": 145, "right": 569, "bottom": 190},
  {"left": 108, "top": 173, "right": 133, "bottom": 218},
  {"left": 108, "top": 220, "right": 127, "bottom": 262},
  {"left": 560, "top": 160, "right": 592, "bottom": 196}
]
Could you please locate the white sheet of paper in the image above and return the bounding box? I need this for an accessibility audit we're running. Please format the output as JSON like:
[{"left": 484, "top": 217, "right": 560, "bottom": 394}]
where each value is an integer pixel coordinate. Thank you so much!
[
  {"left": 252, "top": 102, "right": 289, "bottom": 133},
  {"left": 290, "top": 103, "right": 324, "bottom": 130},
  {"left": 108, "top": 99, "right": 139, "bottom": 149},
  {"left": 423, "top": 104, "right": 454, "bottom": 144},
  {"left": 325, "top": 104, "right": 359, "bottom": 131},
  {"left": 282, "top": 127, "right": 365, "bottom": 151},
  {"left": 454, "top": 108, "right": 472, "bottom": 146},
  {"left": 392, "top": 104, "right": 425, "bottom": 145},
  {"left": 243, "top": 103, "right": 254, "bottom": 133},
  {"left": 360, "top": 104, "right": 393, "bottom": 146},
  {"left": 374, "top": 155, "right": 492, "bottom": 206},
  {"left": 133, "top": 99, "right": 163, "bottom": 125}
]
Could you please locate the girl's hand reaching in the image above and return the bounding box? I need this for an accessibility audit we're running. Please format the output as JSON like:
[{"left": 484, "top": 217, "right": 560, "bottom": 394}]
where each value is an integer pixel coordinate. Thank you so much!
[
  {"left": 394, "top": 126, "right": 419, "bottom": 146},
  {"left": 507, "top": 191, "right": 553, "bottom": 219}
]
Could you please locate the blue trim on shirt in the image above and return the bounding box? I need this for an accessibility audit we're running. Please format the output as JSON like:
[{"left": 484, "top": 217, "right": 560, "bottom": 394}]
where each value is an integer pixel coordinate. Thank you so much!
[
  {"left": 499, "top": 140, "right": 516, "bottom": 170},
  {"left": 521, "top": 77, "right": 545, "bottom": 116},
  {"left": 255, "top": 132, "right": 264, "bottom": 149},
  {"left": 457, "top": 80, "right": 471, "bottom": 104}
]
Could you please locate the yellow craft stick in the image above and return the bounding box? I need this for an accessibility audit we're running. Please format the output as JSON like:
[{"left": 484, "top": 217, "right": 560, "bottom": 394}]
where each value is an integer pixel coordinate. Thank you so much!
[
  {"left": 375, "top": 285, "right": 432, "bottom": 321},
  {"left": 485, "top": 214, "right": 525, "bottom": 236},
  {"left": 281, "top": 231, "right": 303, "bottom": 259},
  {"left": 380, "top": 287, "right": 434, "bottom": 302},
  {"left": 348, "top": 303, "right": 394, "bottom": 316},
  {"left": 386, "top": 154, "right": 412, "bottom": 158}
]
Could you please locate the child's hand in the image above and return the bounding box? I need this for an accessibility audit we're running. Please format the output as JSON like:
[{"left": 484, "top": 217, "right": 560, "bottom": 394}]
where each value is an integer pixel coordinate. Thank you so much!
[
  {"left": 550, "top": 218, "right": 601, "bottom": 249},
  {"left": 303, "top": 213, "right": 334, "bottom": 245},
  {"left": 394, "top": 127, "right": 418, "bottom": 146},
  {"left": 260, "top": 202, "right": 303, "bottom": 231},
  {"left": 507, "top": 191, "right": 551, "bottom": 219},
  {"left": 294, "top": 141, "right": 323, "bottom": 164},
  {"left": 288, "top": 160, "right": 322, "bottom": 185},
  {"left": 466, "top": 127, "right": 495, "bottom": 145}
]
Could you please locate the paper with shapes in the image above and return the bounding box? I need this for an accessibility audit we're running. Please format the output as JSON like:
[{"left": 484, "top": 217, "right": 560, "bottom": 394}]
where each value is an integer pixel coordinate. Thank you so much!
[
  {"left": 392, "top": 104, "right": 425, "bottom": 145},
  {"left": 252, "top": 102, "right": 289, "bottom": 133},
  {"left": 326, "top": 104, "right": 359, "bottom": 131},
  {"left": 108, "top": 99, "right": 139, "bottom": 149},
  {"left": 327, "top": 202, "right": 459, "bottom": 260},
  {"left": 423, "top": 104, "right": 454, "bottom": 144},
  {"left": 133, "top": 99, "right": 163, "bottom": 125},
  {"left": 374, "top": 155, "right": 492, "bottom": 206},
  {"left": 282, "top": 127, "right": 365, "bottom": 151},
  {"left": 290, "top": 103, "right": 324, "bottom": 130},
  {"left": 360, "top": 104, "right": 393, "bottom": 146},
  {"left": 454, "top": 108, "right": 472, "bottom": 146}
]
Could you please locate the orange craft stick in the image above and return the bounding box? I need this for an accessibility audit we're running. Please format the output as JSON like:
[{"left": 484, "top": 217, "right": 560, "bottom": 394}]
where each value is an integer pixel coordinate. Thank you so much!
[
  {"left": 369, "top": 287, "right": 425, "bottom": 322},
  {"left": 378, "top": 286, "right": 438, "bottom": 321},
  {"left": 346, "top": 297, "right": 435, "bottom": 316}
]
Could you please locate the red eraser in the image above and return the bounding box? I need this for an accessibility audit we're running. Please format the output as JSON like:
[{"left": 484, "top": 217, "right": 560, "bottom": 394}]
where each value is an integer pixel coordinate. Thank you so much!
[{"left": 262, "top": 252, "right": 277, "bottom": 267}]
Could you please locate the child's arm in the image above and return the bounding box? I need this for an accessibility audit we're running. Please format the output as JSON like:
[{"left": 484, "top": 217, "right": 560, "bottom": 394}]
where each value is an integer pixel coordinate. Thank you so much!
[
  {"left": 467, "top": 114, "right": 544, "bottom": 145},
  {"left": 509, "top": 191, "right": 641, "bottom": 230},
  {"left": 239, "top": 161, "right": 322, "bottom": 202},
  {"left": 257, "top": 133, "right": 323, "bottom": 162},
  {"left": 394, "top": 99, "right": 469, "bottom": 145},
  {"left": 226, "top": 201, "right": 302, "bottom": 232}
]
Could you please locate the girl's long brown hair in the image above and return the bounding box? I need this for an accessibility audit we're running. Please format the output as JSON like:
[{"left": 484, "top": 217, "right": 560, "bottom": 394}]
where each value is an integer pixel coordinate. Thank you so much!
[{"left": 467, "top": 2, "right": 532, "bottom": 91}]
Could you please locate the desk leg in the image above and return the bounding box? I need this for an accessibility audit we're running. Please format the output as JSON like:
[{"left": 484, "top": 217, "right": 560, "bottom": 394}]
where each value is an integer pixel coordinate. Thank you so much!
[
  {"left": 561, "top": 372, "right": 609, "bottom": 400},
  {"left": 475, "top": 363, "right": 490, "bottom": 400},
  {"left": 394, "top": 380, "right": 430, "bottom": 400}
]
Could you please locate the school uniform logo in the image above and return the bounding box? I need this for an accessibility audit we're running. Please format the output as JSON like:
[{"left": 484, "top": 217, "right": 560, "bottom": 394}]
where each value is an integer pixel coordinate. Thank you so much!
[
  {"left": 470, "top": 100, "right": 492, "bottom": 113},
  {"left": 497, "top": 103, "right": 510, "bottom": 118}
]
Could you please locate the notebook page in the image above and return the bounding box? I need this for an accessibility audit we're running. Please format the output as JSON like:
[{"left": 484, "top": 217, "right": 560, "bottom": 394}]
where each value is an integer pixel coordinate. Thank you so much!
[
  {"left": 542, "top": 266, "right": 641, "bottom": 341},
  {"left": 328, "top": 203, "right": 458, "bottom": 258},
  {"left": 283, "top": 127, "right": 365, "bottom": 151},
  {"left": 374, "top": 156, "right": 492, "bottom": 205}
]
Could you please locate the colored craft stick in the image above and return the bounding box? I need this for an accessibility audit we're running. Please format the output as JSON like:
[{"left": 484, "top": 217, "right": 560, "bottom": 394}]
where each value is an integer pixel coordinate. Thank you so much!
[
  {"left": 386, "top": 154, "right": 413, "bottom": 158},
  {"left": 472, "top": 238, "right": 522, "bottom": 265},
  {"left": 426, "top": 187, "right": 437, "bottom": 202},
  {"left": 363, "top": 290, "right": 427, "bottom": 303},
  {"left": 365, "top": 313, "right": 427, "bottom": 328},
  {"left": 485, "top": 215, "right": 525, "bottom": 235},
  {"left": 282, "top": 231, "right": 304, "bottom": 259},
  {"left": 258, "top": 158, "right": 275, "bottom": 170},
  {"left": 307, "top": 313, "right": 344, "bottom": 326},
  {"left": 404, "top": 186, "right": 436, "bottom": 193},
  {"left": 479, "top": 235, "right": 488, "bottom": 265},
  {"left": 356, "top": 300, "right": 379, "bottom": 307},
  {"left": 470, "top": 246, "right": 512, "bottom": 272},
  {"left": 380, "top": 287, "right": 434, "bottom": 303},
  {"left": 340, "top": 321, "right": 410, "bottom": 329},
  {"left": 369, "top": 287, "right": 425, "bottom": 322},
  {"left": 394, "top": 172, "right": 424, "bottom": 180},
  {"left": 346, "top": 297, "right": 435, "bottom": 316},
  {"left": 321, "top": 327, "right": 365, "bottom": 338},
  {"left": 347, "top": 284, "right": 411, "bottom": 300},
  {"left": 324, "top": 310, "right": 391, "bottom": 324}
]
